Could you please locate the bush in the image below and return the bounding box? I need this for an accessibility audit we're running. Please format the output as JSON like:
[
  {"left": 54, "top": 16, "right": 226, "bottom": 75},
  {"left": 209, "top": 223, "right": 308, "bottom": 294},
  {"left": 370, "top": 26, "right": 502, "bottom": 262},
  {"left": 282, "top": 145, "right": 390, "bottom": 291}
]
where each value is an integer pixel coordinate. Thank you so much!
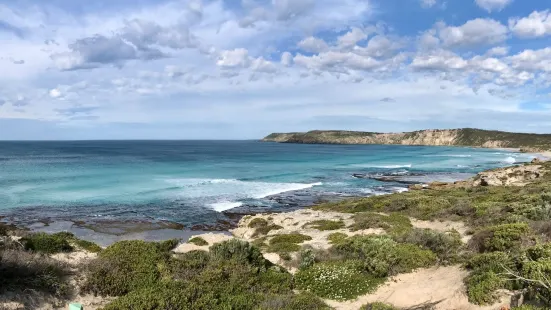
[
  {"left": 21, "top": 232, "right": 73, "bottom": 254},
  {"left": 0, "top": 249, "right": 70, "bottom": 299},
  {"left": 333, "top": 235, "right": 437, "bottom": 277},
  {"left": 299, "top": 248, "right": 316, "bottom": 270},
  {"left": 248, "top": 218, "right": 268, "bottom": 228},
  {"left": 266, "top": 242, "right": 301, "bottom": 254},
  {"left": 170, "top": 250, "right": 210, "bottom": 281},
  {"left": 254, "top": 224, "right": 284, "bottom": 237},
  {"left": 188, "top": 237, "right": 208, "bottom": 246},
  {"left": 351, "top": 212, "right": 412, "bottom": 235},
  {"left": 158, "top": 239, "right": 180, "bottom": 252},
  {"left": 396, "top": 228, "right": 463, "bottom": 264},
  {"left": 248, "top": 218, "right": 283, "bottom": 237},
  {"left": 307, "top": 220, "right": 345, "bottom": 231},
  {"left": 360, "top": 302, "right": 399, "bottom": 310},
  {"left": 295, "top": 261, "right": 383, "bottom": 301},
  {"left": 101, "top": 282, "right": 192, "bottom": 310},
  {"left": 82, "top": 240, "right": 169, "bottom": 296},
  {"left": 74, "top": 239, "right": 103, "bottom": 253},
  {"left": 327, "top": 232, "right": 348, "bottom": 244},
  {"left": 258, "top": 292, "right": 331, "bottom": 310},
  {"left": 465, "top": 252, "right": 515, "bottom": 274},
  {"left": 270, "top": 233, "right": 312, "bottom": 244},
  {"left": 465, "top": 271, "right": 506, "bottom": 305},
  {"left": 469, "top": 223, "right": 532, "bottom": 253},
  {"left": 209, "top": 239, "right": 268, "bottom": 269}
]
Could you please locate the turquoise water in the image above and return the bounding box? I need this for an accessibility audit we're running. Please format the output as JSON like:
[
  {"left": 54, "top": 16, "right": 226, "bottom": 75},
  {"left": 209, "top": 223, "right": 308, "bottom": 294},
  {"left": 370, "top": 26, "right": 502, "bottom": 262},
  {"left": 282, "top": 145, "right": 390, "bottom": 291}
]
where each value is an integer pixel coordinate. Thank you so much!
[{"left": 0, "top": 141, "right": 534, "bottom": 227}]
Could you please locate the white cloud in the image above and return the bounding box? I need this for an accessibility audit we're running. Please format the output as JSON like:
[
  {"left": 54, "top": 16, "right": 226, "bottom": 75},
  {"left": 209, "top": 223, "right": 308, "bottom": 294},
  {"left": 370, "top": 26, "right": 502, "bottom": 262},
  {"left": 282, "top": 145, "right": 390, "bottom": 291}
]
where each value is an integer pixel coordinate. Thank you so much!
[
  {"left": 49, "top": 88, "right": 62, "bottom": 98},
  {"left": 509, "top": 10, "right": 551, "bottom": 38},
  {"left": 475, "top": 0, "right": 513, "bottom": 13},
  {"left": 437, "top": 19, "right": 508, "bottom": 48},
  {"left": 281, "top": 52, "right": 293, "bottom": 67},
  {"left": 216, "top": 48, "right": 250, "bottom": 68},
  {"left": 486, "top": 46, "right": 509, "bottom": 56},
  {"left": 338, "top": 27, "right": 368, "bottom": 48},
  {"left": 297, "top": 36, "right": 329, "bottom": 53},
  {"left": 508, "top": 48, "right": 551, "bottom": 72},
  {"left": 420, "top": 0, "right": 437, "bottom": 8},
  {"left": 411, "top": 50, "right": 468, "bottom": 71}
]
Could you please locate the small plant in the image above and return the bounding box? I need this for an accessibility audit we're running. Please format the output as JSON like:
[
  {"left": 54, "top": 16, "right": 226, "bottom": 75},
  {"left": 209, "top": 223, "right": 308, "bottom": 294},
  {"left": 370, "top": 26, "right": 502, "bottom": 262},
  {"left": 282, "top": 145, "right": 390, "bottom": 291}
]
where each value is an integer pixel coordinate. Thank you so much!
[
  {"left": 351, "top": 212, "right": 412, "bottom": 235},
  {"left": 360, "top": 302, "right": 399, "bottom": 310},
  {"left": 74, "top": 239, "right": 103, "bottom": 253},
  {"left": 248, "top": 218, "right": 269, "bottom": 228},
  {"left": 209, "top": 239, "right": 268, "bottom": 269},
  {"left": 295, "top": 261, "right": 383, "bottom": 300},
  {"left": 327, "top": 232, "right": 348, "bottom": 244},
  {"left": 82, "top": 240, "right": 170, "bottom": 296},
  {"left": 21, "top": 232, "right": 73, "bottom": 254},
  {"left": 299, "top": 248, "right": 317, "bottom": 270},
  {"left": 469, "top": 223, "right": 532, "bottom": 253},
  {"left": 188, "top": 237, "right": 208, "bottom": 246},
  {"left": 465, "top": 271, "right": 506, "bottom": 305},
  {"left": 270, "top": 233, "right": 312, "bottom": 244},
  {"left": 307, "top": 220, "right": 345, "bottom": 231},
  {"left": 395, "top": 228, "right": 463, "bottom": 264}
]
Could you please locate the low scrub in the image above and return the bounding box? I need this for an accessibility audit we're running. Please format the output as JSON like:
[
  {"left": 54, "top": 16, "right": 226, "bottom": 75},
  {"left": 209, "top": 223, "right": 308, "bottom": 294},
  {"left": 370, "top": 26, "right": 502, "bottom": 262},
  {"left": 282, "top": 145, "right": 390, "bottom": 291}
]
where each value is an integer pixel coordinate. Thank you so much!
[
  {"left": 82, "top": 240, "right": 170, "bottom": 296},
  {"left": 307, "top": 220, "right": 345, "bottom": 231},
  {"left": 351, "top": 212, "right": 412, "bottom": 235},
  {"left": 327, "top": 232, "right": 348, "bottom": 244},
  {"left": 395, "top": 228, "right": 463, "bottom": 264},
  {"left": 360, "top": 302, "right": 399, "bottom": 310},
  {"left": 21, "top": 232, "right": 74, "bottom": 254},
  {"left": 295, "top": 261, "right": 383, "bottom": 301},
  {"left": 333, "top": 235, "right": 437, "bottom": 277},
  {"left": 266, "top": 233, "right": 312, "bottom": 254},
  {"left": 469, "top": 223, "right": 533, "bottom": 253},
  {"left": 188, "top": 237, "right": 208, "bottom": 246},
  {"left": 248, "top": 218, "right": 283, "bottom": 237},
  {"left": 0, "top": 249, "right": 70, "bottom": 300}
]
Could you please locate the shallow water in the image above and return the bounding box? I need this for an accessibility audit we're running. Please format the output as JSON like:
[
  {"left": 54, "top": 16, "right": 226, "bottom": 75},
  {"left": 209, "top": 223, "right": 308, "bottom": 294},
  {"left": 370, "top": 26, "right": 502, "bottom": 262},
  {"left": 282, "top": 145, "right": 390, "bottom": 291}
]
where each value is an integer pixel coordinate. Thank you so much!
[{"left": 0, "top": 141, "right": 534, "bottom": 227}]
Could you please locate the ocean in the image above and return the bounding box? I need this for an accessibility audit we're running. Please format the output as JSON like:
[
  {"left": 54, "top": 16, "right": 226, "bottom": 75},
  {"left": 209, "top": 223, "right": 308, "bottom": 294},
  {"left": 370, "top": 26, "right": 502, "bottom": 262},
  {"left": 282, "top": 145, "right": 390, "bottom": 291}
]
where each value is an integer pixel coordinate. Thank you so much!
[{"left": 0, "top": 140, "right": 535, "bottom": 229}]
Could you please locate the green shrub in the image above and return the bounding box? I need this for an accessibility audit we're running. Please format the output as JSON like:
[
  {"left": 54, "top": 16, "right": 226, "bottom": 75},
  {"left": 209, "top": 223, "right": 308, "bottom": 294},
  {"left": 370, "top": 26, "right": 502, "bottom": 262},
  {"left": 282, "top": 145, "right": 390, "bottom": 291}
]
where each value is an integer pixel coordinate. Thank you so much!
[
  {"left": 334, "top": 235, "right": 437, "bottom": 277},
  {"left": 258, "top": 292, "right": 331, "bottom": 310},
  {"left": 270, "top": 233, "right": 312, "bottom": 245},
  {"left": 465, "top": 252, "right": 515, "bottom": 274},
  {"left": 521, "top": 258, "right": 551, "bottom": 303},
  {"left": 253, "top": 224, "right": 284, "bottom": 237},
  {"left": 209, "top": 239, "right": 268, "bottom": 269},
  {"left": 21, "top": 232, "right": 73, "bottom": 254},
  {"left": 169, "top": 250, "right": 210, "bottom": 281},
  {"left": 465, "top": 271, "right": 506, "bottom": 305},
  {"left": 158, "top": 239, "right": 180, "bottom": 252},
  {"left": 74, "top": 239, "right": 102, "bottom": 253},
  {"left": 82, "top": 240, "right": 169, "bottom": 296},
  {"left": 266, "top": 242, "right": 301, "bottom": 254},
  {"left": 299, "top": 248, "right": 316, "bottom": 270},
  {"left": 396, "top": 228, "right": 463, "bottom": 264},
  {"left": 0, "top": 249, "right": 70, "bottom": 299},
  {"left": 470, "top": 223, "right": 532, "bottom": 253},
  {"left": 101, "top": 282, "right": 192, "bottom": 310},
  {"left": 327, "top": 232, "right": 348, "bottom": 244},
  {"left": 360, "top": 302, "right": 399, "bottom": 310},
  {"left": 295, "top": 261, "right": 383, "bottom": 301},
  {"left": 188, "top": 237, "right": 208, "bottom": 246},
  {"left": 307, "top": 220, "right": 345, "bottom": 231},
  {"left": 248, "top": 218, "right": 269, "bottom": 228},
  {"left": 351, "top": 212, "right": 412, "bottom": 235}
]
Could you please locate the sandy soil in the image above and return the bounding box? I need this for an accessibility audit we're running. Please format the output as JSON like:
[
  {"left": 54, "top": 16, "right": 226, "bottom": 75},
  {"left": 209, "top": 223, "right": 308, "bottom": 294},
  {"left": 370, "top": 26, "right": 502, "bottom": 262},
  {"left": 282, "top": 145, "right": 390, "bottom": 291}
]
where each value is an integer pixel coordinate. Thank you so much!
[
  {"left": 326, "top": 266, "right": 511, "bottom": 310},
  {"left": 173, "top": 232, "right": 233, "bottom": 253}
]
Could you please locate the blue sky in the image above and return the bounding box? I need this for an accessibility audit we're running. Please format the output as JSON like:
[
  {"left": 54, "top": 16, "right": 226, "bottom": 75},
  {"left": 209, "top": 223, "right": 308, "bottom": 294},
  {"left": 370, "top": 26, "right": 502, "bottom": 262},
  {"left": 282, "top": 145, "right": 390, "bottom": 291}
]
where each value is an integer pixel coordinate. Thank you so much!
[{"left": 1, "top": 0, "right": 551, "bottom": 139}]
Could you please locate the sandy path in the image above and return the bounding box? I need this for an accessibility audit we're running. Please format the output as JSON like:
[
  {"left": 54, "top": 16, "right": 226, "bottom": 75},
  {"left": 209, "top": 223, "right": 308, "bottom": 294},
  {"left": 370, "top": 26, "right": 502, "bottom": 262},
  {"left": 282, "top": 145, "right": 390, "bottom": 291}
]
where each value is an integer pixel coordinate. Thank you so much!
[{"left": 326, "top": 266, "right": 511, "bottom": 310}]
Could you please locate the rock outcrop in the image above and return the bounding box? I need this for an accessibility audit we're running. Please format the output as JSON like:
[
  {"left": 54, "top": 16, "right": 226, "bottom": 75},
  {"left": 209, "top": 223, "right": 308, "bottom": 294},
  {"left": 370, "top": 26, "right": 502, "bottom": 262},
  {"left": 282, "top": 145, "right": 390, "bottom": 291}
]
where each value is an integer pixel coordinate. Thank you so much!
[{"left": 263, "top": 128, "right": 551, "bottom": 150}]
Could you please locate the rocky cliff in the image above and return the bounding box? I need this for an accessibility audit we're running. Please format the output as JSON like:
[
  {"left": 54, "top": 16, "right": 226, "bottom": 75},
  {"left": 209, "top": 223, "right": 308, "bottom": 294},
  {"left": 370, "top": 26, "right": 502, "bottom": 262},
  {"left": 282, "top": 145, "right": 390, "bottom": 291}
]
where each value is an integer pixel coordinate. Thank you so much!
[{"left": 262, "top": 128, "right": 551, "bottom": 150}]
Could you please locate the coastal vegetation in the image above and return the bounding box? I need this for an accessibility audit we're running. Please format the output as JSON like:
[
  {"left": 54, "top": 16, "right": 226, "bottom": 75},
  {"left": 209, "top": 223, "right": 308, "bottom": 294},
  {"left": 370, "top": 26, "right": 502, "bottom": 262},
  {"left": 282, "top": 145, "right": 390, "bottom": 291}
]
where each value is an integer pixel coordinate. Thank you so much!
[
  {"left": 263, "top": 128, "right": 551, "bottom": 150},
  {"left": 3, "top": 160, "right": 551, "bottom": 308}
]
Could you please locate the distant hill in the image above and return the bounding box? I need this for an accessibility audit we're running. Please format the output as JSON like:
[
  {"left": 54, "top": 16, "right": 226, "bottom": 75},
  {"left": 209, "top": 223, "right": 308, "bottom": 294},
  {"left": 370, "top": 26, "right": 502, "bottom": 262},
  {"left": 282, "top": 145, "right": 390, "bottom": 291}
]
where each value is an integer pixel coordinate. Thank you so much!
[{"left": 262, "top": 129, "right": 551, "bottom": 151}]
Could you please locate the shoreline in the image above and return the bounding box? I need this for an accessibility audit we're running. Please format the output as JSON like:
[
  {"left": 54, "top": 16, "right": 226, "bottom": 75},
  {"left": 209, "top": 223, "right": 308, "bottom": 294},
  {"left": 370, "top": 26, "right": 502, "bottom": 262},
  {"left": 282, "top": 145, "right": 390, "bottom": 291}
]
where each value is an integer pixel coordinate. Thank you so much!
[{"left": 0, "top": 147, "right": 544, "bottom": 247}]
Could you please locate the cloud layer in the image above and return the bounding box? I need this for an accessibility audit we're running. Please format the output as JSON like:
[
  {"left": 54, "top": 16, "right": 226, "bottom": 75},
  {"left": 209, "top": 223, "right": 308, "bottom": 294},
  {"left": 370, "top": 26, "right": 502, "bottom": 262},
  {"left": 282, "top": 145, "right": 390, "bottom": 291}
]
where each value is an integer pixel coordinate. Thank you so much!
[{"left": 0, "top": 0, "right": 551, "bottom": 139}]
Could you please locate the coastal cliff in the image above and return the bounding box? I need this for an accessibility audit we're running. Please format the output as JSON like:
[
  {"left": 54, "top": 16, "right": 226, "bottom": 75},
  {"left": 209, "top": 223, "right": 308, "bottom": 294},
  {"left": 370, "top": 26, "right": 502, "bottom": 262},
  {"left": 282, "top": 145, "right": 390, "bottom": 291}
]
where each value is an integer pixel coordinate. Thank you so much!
[{"left": 263, "top": 128, "right": 551, "bottom": 150}]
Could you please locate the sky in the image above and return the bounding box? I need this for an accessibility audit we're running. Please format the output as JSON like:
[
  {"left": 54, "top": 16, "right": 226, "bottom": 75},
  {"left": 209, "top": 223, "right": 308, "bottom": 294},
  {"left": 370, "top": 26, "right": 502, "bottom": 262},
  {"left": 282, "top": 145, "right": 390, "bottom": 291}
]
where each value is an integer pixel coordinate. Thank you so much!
[{"left": 1, "top": 0, "right": 551, "bottom": 140}]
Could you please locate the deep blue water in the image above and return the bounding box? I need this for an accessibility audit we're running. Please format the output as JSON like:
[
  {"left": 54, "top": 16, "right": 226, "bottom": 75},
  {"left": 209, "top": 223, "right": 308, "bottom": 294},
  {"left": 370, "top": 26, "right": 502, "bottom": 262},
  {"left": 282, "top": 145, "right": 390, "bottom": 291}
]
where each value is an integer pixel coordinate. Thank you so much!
[{"left": 0, "top": 141, "right": 534, "bottom": 227}]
